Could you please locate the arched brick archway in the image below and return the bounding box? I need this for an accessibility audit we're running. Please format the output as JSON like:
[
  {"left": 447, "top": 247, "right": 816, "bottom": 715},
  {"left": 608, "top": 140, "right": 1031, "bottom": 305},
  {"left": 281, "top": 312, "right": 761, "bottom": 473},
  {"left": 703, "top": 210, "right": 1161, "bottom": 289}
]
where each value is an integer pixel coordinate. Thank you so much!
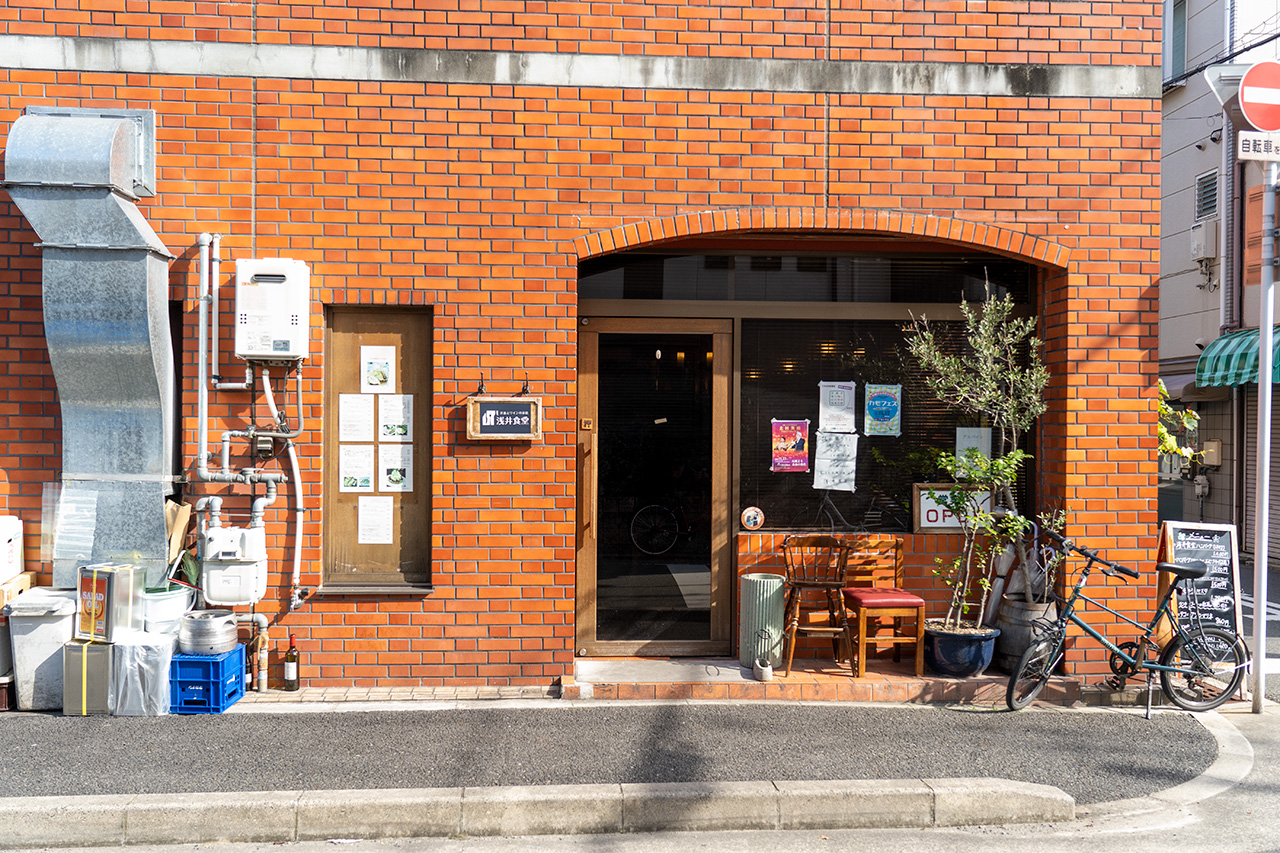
[{"left": 572, "top": 208, "right": 1073, "bottom": 270}]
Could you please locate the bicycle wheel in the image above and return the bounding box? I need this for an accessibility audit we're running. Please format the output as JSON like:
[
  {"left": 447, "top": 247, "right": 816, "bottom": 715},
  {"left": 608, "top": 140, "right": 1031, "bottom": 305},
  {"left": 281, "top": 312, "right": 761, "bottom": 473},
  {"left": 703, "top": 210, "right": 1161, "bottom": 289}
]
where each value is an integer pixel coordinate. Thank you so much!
[
  {"left": 1158, "top": 627, "right": 1247, "bottom": 712},
  {"left": 1006, "top": 633, "right": 1063, "bottom": 711},
  {"left": 630, "top": 504, "right": 680, "bottom": 555}
]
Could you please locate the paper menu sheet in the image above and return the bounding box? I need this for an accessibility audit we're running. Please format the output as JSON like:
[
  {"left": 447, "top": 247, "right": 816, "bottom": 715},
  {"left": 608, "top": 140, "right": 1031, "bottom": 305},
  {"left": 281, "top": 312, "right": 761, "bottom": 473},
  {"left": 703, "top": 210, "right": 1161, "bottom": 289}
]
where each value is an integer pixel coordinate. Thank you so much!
[
  {"left": 378, "top": 394, "right": 413, "bottom": 441},
  {"left": 357, "top": 496, "right": 394, "bottom": 544},
  {"left": 339, "top": 445, "right": 375, "bottom": 492},
  {"left": 339, "top": 393, "right": 375, "bottom": 442},
  {"left": 379, "top": 445, "right": 413, "bottom": 492},
  {"left": 360, "top": 345, "right": 396, "bottom": 394}
]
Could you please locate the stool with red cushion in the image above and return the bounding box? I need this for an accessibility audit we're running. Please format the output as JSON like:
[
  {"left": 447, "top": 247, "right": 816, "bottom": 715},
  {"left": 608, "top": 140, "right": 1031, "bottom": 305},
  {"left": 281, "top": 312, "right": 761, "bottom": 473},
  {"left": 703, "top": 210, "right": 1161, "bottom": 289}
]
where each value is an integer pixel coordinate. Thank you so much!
[{"left": 840, "top": 537, "right": 924, "bottom": 677}]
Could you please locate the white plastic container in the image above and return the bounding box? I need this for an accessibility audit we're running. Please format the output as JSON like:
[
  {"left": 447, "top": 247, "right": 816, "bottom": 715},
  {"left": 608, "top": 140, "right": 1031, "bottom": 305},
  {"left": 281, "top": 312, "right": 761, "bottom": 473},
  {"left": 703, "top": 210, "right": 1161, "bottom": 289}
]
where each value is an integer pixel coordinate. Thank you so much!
[
  {"left": 0, "top": 611, "right": 11, "bottom": 676},
  {"left": 5, "top": 588, "right": 77, "bottom": 710},
  {"left": 0, "top": 516, "right": 22, "bottom": 585},
  {"left": 142, "top": 586, "right": 193, "bottom": 626}
]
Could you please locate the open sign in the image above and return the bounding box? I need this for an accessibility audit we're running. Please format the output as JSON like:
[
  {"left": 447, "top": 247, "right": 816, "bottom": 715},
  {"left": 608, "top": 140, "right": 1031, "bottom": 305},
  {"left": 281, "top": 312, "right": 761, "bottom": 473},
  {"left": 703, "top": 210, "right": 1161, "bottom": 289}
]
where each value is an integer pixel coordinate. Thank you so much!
[{"left": 912, "top": 483, "right": 992, "bottom": 534}]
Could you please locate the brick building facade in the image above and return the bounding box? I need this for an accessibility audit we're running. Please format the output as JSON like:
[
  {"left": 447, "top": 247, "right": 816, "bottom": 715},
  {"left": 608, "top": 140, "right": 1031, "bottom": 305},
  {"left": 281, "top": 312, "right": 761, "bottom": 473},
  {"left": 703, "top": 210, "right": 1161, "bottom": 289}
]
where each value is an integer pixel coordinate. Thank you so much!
[{"left": 0, "top": 3, "right": 1162, "bottom": 688}]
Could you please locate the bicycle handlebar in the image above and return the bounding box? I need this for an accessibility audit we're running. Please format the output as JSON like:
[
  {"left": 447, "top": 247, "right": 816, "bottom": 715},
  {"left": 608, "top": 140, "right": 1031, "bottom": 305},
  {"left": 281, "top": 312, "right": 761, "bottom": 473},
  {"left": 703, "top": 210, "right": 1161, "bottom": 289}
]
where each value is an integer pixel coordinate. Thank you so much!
[{"left": 1040, "top": 527, "right": 1139, "bottom": 580}]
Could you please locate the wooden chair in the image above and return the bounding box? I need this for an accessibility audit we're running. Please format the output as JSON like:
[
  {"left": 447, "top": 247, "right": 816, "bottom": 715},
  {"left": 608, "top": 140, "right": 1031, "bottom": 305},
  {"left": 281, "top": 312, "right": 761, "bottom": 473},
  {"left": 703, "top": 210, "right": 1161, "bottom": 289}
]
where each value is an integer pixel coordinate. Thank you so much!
[
  {"left": 780, "top": 534, "right": 855, "bottom": 677},
  {"left": 841, "top": 536, "right": 924, "bottom": 677}
]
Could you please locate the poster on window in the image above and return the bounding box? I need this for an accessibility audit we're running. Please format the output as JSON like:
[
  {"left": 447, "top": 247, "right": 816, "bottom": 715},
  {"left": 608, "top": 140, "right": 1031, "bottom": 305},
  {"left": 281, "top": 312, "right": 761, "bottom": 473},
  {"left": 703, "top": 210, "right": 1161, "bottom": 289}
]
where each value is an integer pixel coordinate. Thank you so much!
[
  {"left": 378, "top": 394, "right": 413, "bottom": 441},
  {"left": 863, "top": 384, "right": 903, "bottom": 437},
  {"left": 379, "top": 444, "right": 413, "bottom": 492},
  {"left": 818, "top": 381, "right": 858, "bottom": 434},
  {"left": 813, "top": 431, "right": 859, "bottom": 492},
  {"left": 770, "top": 419, "right": 810, "bottom": 472},
  {"left": 956, "top": 426, "right": 992, "bottom": 460},
  {"left": 360, "top": 345, "right": 396, "bottom": 394}
]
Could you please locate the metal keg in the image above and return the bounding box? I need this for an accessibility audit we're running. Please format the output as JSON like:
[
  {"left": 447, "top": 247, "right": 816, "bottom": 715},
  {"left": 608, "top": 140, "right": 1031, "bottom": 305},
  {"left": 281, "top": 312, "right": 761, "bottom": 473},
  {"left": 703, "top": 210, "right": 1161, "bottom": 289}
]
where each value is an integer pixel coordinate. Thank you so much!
[{"left": 178, "top": 609, "right": 238, "bottom": 655}]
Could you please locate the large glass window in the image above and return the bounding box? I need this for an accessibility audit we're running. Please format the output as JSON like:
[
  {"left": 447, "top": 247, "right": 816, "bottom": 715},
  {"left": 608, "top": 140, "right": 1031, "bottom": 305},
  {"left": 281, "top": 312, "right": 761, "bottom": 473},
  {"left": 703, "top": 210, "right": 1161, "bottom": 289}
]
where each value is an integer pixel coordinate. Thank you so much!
[{"left": 580, "top": 253, "right": 1031, "bottom": 304}]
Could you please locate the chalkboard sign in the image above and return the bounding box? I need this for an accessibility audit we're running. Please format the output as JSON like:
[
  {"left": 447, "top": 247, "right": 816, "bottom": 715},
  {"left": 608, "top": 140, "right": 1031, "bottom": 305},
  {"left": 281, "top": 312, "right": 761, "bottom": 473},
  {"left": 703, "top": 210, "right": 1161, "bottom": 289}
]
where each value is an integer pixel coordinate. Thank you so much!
[
  {"left": 1158, "top": 521, "right": 1243, "bottom": 638},
  {"left": 465, "top": 396, "right": 542, "bottom": 441}
]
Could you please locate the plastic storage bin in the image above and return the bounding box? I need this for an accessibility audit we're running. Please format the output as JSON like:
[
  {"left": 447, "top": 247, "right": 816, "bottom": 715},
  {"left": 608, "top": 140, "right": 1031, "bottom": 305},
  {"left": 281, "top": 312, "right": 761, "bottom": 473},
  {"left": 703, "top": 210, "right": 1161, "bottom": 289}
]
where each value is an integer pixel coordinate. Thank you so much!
[
  {"left": 5, "top": 588, "right": 78, "bottom": 710},
  {"left": 169, "top": 644, "right": 245, "bottom": 714}
]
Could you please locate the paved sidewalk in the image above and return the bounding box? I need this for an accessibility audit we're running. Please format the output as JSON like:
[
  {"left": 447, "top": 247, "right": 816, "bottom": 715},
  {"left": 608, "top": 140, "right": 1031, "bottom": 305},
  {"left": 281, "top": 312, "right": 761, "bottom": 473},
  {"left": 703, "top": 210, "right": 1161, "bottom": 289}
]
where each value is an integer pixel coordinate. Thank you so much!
[{"left": 0, "top": 695, "right": 1253, "bottom": 849}]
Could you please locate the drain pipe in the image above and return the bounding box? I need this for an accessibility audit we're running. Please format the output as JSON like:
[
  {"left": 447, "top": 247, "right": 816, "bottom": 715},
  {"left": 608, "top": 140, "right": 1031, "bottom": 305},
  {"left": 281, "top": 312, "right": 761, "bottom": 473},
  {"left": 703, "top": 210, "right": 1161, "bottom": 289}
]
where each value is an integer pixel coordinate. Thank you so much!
[{"left": 262, "top": 368, "right": 307, "bottom": 610}]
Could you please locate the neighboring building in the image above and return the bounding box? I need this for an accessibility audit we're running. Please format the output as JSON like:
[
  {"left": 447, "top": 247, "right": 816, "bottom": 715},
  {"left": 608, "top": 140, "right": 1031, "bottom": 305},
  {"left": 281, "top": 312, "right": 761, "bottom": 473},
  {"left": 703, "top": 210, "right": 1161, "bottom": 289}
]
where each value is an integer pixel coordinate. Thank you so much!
[
  {"left": 1160, "top": 2, "right": 1280, "bottom": 557},
  {"left": 0, "top": 3, "right": 1161, "bottom": 688}
]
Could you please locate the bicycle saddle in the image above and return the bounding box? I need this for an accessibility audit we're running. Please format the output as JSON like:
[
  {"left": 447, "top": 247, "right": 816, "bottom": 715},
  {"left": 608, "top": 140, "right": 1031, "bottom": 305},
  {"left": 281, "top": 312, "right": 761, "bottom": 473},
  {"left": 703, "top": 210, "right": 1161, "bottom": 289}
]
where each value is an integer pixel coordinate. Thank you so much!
[{"left": 1156, "top": 561, "right": 1207, "bottom": 581}]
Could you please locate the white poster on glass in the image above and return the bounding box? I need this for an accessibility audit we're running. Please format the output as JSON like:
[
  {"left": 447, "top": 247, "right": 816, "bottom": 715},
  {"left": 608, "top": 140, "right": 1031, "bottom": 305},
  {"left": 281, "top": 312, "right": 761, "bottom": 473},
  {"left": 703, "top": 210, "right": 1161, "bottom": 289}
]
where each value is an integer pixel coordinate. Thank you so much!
[
  {"left": 379, "top": 444, "right": 413, "bottom": 492},
  {"left": 956, "top": 427, "right": 992, "bottom": 460},
  {"left": 360, "top": 345, "right": 396, "bottom": 394},
  {"left": 378, "top": 394, "right": 413, "bottom": 442},
  {"left": 339, "top": 445, "right": 375, "bottom": 492},
  {"left": 818, "top": 381, "right": 859, "bottom": 434},
  {"left": 357, "top": 496, "right": 394, "bottom": 544},
  {"left": 813, "top": 431, "right": 859, "bottom": 492},
  {"left": 338, "top": 393, "right": 375, "bottom": 442}
]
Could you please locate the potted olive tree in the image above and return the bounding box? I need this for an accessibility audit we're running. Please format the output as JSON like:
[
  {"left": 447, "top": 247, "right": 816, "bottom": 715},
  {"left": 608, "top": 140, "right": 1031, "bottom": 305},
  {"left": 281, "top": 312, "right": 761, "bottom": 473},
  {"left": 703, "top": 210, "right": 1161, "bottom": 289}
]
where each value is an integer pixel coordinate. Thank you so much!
[{"left": 907, "top": 287, "right": 1053, "bottom": 675}]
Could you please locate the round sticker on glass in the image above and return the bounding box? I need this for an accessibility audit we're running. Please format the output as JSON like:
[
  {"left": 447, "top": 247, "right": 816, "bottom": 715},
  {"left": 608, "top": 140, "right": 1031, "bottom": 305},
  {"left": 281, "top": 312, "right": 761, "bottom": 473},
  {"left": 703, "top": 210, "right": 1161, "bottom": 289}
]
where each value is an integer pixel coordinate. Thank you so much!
[{"left": 741, "top": 506, "right": 765, "bottom": 530}]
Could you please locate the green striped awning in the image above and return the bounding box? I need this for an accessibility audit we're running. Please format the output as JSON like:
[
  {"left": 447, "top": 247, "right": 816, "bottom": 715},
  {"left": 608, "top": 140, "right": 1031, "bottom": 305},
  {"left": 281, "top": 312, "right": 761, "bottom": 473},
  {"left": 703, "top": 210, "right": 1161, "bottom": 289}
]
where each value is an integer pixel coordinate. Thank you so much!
[{"left": 1196, "top": 326, "right": 1280, "bottom": 387}]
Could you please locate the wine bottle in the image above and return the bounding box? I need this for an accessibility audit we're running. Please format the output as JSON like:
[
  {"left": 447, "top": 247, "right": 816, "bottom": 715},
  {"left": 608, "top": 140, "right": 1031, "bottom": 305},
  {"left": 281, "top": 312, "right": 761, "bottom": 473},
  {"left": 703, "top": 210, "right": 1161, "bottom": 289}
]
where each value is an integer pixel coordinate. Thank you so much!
[{"left": 283, "top": 634, "right": 300, "bottom": 691}]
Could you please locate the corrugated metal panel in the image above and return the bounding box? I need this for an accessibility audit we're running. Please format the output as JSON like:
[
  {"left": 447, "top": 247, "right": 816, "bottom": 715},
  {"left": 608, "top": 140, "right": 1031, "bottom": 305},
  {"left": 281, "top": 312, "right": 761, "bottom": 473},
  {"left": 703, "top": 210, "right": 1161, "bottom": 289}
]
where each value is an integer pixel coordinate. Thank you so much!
[{"left": 1241, "top": 389, "right": 1280, "bottom": 557}]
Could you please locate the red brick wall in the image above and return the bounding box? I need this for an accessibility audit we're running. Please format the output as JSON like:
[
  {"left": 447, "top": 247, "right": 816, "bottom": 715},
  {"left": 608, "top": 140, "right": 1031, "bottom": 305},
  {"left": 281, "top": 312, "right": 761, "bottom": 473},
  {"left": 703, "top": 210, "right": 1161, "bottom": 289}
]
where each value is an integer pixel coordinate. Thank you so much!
[{"left": 0, "top": 4, "right": 1160, "bottom": 686}]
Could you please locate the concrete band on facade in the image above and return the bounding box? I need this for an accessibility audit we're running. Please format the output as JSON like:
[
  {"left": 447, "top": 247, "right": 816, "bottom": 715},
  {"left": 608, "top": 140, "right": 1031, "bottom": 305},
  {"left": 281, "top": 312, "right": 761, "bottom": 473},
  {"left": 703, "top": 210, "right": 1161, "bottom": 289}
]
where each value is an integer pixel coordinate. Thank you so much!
[{"left": 0, "top": 34, "right": 1160, "bottom": 98}]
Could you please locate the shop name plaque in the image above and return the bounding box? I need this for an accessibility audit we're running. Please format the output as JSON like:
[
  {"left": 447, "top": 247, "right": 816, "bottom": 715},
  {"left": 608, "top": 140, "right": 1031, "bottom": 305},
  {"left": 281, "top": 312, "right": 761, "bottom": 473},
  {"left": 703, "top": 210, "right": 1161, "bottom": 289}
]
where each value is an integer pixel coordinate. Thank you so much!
[{"left": 466, "top": 396, "right": 542, "bottom": 441}]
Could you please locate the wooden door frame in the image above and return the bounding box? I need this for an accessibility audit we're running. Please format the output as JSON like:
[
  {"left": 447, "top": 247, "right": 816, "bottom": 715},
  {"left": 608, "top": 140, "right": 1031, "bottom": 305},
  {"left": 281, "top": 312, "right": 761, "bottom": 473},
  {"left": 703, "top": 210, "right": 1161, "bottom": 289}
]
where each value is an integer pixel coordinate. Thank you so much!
[{"left": 576, "top": 316, "right": 734, "bottom": 657}]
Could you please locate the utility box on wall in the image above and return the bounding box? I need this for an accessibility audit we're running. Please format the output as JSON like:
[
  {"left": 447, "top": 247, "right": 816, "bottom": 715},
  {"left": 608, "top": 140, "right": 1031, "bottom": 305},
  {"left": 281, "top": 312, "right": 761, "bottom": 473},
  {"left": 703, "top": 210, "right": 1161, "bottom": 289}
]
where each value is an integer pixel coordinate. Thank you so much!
[{"left": 234, "top": 258, "right": 311, "bottom": 361}]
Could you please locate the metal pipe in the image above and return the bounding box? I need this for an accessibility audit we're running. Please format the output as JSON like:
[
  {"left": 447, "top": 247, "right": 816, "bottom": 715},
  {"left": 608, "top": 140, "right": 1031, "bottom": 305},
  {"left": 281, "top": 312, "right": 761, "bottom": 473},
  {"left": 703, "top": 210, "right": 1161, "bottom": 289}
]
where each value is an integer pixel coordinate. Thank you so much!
[
  {"left": 235, "top": 612, "right": 269, "bottom": 693},
  {"left": 1252, "top": 163, "right": 1277, "bottom": 713},
  {"left": 210, "top": 233, "right": 252, "bottom": 391},
  {"left": 263, "top": 369, "right": 307, "bottom": 610}
]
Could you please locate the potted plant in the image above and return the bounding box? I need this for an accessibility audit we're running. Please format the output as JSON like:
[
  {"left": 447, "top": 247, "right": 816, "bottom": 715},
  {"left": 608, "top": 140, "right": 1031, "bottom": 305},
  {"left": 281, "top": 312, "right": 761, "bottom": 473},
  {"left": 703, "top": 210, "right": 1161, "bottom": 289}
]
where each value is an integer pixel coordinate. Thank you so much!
[{"left": 907, "top": 286, "right": 1055, "bottom": 674}]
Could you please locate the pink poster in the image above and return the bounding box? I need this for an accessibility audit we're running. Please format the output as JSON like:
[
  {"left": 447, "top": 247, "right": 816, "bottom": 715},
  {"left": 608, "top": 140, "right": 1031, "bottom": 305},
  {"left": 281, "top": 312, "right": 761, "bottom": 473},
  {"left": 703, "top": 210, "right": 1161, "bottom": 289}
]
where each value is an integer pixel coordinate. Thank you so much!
[{"left": 770, "top": 419, "right": 810, "bottom": 472}]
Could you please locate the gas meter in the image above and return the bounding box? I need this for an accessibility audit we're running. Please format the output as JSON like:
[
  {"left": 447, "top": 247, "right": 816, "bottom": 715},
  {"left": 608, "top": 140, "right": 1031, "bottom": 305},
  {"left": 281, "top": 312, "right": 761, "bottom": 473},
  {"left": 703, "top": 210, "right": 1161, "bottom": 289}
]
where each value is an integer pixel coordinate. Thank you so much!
[
  {"left": 233, "top": 258, "right": 311, "bottom": 361},
  {"left": 201, "top": 525, "right": 268, "bottom": 606}
]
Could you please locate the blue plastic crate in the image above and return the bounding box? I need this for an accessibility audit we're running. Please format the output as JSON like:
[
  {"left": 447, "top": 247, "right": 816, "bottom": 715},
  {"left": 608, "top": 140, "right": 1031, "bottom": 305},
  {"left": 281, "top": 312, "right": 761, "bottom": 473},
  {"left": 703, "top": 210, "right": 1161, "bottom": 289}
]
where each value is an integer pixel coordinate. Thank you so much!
[{"left": 169, "top": 644, "right": 245, "bottom": 714}]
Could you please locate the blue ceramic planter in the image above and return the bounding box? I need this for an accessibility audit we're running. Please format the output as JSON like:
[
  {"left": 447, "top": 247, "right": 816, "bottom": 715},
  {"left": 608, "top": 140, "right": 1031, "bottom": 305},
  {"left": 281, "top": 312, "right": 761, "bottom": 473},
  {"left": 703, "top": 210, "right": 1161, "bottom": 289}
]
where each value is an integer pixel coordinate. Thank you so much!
[{"left": 923, "top": 625, "right": 1001, "bottom": 677}]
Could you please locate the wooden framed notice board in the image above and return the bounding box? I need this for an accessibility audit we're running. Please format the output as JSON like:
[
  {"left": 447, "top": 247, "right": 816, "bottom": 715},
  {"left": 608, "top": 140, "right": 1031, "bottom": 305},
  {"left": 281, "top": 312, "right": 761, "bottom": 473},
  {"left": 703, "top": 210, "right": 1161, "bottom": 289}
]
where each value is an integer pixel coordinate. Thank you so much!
[
  {"left": 321, "top": 307, "right": 432, "bottom": 590},
  {"left": 1157, "top": 521, "right": 1243, "bottom": 639}
]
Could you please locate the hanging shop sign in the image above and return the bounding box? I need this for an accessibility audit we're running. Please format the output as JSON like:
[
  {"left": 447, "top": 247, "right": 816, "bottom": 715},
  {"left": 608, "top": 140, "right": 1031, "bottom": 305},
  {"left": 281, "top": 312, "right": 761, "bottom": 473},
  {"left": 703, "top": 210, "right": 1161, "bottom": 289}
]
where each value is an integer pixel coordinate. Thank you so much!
[
  {"left": 912, "top": 484, "right": 992, "bottom": 534},
  {"left": 466, "top": 396, "right": 543, "bottom": 441}
]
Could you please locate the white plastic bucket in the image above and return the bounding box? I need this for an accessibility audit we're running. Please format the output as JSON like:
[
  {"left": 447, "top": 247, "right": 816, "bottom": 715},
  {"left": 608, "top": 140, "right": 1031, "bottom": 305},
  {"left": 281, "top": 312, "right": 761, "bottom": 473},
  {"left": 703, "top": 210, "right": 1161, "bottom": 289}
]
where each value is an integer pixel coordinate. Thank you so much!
[{"left": 142, "top": 586, "right": 193, "bottom": 625}]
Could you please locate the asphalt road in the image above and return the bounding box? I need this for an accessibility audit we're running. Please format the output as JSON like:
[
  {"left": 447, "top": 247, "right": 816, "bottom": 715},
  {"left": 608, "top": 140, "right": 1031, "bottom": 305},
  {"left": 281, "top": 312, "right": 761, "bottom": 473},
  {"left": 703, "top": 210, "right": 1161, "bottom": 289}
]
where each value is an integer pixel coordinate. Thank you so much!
[{"left": 0, "top": 703, "right": 1215, "bottom": 806}]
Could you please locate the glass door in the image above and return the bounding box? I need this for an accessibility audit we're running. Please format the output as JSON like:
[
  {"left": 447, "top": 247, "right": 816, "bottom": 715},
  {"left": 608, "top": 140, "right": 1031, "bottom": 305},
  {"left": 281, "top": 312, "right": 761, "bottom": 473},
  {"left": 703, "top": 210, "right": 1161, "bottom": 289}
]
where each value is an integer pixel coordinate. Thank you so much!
[{"left": 577, "top": 318, "right": 732, "bottom": 656}]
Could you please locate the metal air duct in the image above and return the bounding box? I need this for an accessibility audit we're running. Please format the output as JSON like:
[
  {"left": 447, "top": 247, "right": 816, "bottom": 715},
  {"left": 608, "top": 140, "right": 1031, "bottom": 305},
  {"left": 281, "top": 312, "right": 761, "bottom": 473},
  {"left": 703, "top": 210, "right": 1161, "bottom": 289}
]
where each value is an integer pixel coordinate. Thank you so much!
[{"left": 3, "top": 108, "right": 176, "bottom": 587}]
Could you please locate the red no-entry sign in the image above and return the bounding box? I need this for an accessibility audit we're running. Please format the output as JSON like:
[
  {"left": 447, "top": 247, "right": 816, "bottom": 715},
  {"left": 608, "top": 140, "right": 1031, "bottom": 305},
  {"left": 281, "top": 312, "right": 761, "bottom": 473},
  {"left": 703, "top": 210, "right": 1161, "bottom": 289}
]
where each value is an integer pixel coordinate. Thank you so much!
[{"left": 1241, "top": 61, "right": 1280, "bottom": 132}]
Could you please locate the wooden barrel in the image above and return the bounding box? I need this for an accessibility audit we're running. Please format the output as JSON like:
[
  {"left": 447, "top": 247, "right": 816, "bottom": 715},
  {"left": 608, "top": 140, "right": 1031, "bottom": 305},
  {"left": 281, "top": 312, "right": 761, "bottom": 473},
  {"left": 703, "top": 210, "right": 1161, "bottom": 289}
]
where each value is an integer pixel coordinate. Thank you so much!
[{"left": 994, "top": 595, "right": 1057, "bottom": 674}]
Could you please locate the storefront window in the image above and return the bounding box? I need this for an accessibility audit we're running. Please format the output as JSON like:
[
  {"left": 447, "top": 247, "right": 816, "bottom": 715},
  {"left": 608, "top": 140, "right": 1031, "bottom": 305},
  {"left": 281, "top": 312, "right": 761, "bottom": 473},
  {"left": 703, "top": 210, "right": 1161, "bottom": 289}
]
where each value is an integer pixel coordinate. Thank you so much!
[{"left": 578, "top": 248, "right": 1038, "bottom": 532}]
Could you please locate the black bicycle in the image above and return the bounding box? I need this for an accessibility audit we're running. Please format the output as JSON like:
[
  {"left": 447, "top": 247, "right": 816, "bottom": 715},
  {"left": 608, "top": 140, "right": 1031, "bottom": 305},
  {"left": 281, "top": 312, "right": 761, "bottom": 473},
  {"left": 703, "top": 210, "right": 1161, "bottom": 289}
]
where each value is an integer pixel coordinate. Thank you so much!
[{"left": 1007, "top": 529, "right": 1248, "bottom": 712}]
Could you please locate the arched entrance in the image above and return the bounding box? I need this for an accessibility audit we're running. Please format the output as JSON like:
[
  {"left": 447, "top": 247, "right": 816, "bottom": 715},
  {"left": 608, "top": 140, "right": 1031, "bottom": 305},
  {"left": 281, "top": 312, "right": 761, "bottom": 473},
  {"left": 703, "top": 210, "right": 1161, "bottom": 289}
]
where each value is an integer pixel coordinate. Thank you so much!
[{"left": 573, "top": 210, "right": 1071, "bottom": 658}]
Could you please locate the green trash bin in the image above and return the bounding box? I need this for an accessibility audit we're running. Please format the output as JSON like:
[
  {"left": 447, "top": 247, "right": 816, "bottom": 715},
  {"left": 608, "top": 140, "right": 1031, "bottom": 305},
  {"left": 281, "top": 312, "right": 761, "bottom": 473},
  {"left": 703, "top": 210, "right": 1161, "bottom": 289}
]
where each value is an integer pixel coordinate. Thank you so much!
[{"left": 739, "top": 573, "right": 784, "bottom": 668}]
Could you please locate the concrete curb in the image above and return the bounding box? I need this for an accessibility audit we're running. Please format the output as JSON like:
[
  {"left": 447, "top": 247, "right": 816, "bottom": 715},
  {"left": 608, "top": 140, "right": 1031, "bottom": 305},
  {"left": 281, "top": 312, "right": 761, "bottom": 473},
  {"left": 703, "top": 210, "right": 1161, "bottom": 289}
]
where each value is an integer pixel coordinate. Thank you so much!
[{"left": 0, "top": 777, "right": 1075, "bottom": 848}]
